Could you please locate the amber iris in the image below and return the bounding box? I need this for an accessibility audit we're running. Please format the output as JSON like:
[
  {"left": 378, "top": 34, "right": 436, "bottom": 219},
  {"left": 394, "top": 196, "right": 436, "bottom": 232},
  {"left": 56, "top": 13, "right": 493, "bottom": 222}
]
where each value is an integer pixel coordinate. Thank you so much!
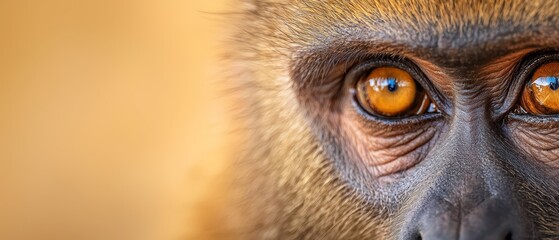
[
  {"left": 356, "top": 67, "right": 436, "bottom": 117},
  {"left": 521, "top": 62, "right": 559, "bottom": 115}
]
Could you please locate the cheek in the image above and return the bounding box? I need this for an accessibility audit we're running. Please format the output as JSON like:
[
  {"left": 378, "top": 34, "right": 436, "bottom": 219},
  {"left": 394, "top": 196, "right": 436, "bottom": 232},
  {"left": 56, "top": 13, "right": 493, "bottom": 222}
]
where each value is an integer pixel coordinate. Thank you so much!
[
  {"left": 338, "top": 105, "right": 443, "bottom": 178},
  {"left": 508, "top": 121, "right": 559, "bottom": 169}
]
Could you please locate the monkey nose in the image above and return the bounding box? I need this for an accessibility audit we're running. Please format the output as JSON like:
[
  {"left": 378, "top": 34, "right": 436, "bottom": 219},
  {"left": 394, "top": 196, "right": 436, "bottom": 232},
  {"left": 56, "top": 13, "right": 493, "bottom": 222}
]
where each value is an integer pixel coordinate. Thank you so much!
[{"left": 403, "top": 195, "right": 527, "bottom": 240}]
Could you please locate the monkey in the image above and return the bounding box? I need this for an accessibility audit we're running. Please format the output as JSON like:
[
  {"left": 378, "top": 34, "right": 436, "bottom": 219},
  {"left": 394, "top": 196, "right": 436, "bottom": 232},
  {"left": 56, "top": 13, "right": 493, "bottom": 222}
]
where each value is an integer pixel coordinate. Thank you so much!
[{"left": 221, "top": 0, "right": 559, "bottom": 239}]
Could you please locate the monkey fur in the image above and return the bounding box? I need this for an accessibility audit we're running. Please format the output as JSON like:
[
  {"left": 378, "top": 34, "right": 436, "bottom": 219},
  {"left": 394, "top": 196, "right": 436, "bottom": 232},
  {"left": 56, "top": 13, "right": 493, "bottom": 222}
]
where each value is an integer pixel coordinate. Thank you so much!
[{"left": 222, "top": 1, "right": 559, "bottom": 239}]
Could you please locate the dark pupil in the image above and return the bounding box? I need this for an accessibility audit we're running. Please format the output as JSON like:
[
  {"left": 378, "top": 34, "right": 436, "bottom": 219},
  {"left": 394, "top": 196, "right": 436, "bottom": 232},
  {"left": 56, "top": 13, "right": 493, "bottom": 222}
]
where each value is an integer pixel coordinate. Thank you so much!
[
  {"left": 547, "top": 76, "right": 559, "bottom": 91},
  {"left": 387, "top": 78, "right": 398, "bottom": 92}
]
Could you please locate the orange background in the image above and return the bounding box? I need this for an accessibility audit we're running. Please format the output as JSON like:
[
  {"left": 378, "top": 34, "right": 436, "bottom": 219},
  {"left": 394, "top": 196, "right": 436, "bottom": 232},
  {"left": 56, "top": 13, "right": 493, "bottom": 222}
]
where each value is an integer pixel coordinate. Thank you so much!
[{"left": 0, "top": 1, "right": 231, "bottom": 239}]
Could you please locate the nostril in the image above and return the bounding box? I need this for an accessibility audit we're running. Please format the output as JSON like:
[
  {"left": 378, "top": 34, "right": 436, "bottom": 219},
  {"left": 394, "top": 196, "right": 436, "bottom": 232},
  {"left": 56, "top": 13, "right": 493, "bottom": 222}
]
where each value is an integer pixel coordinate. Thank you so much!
[
  {"left": 413, "top": 232, "right": 422, "bottom": 240},
  {"left": 504, "top": 232, "right": 512, "bottom": 240}
]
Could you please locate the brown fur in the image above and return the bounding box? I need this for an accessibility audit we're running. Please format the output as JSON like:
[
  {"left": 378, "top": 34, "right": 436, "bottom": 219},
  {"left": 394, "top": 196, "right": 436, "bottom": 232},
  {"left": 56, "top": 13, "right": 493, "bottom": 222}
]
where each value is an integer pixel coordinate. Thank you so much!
[{"left": 223, "top": 1, "right": 559, "bottom": 239}]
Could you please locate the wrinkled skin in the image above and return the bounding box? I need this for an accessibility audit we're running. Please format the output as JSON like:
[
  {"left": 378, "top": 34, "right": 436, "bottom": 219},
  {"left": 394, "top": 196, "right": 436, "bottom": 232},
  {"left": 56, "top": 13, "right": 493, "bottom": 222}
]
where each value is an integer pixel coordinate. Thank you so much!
[{"left": 226, "top": 1, "right": 559, "bottom": 239}]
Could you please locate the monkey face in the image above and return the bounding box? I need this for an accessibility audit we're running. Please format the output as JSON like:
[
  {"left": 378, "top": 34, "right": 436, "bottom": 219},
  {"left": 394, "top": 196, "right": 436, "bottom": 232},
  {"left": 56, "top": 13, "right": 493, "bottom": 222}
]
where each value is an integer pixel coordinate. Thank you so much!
[{"left": 233, "top": 1, "right": 559, "bottom": 239}]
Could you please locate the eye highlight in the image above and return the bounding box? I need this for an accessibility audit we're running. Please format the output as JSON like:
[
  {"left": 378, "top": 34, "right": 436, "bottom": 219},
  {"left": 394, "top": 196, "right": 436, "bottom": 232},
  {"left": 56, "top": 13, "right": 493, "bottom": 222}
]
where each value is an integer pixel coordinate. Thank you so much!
[
  {"left": 520, "top": 62, "right": 559, "bottom": 115},
  {"left": 356, "top": 67, "right": 438, "bottom": 117}
]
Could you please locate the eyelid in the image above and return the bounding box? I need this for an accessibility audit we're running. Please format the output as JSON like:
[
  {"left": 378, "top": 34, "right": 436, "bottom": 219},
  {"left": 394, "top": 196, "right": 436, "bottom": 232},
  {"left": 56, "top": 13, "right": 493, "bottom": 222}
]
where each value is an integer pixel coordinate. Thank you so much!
[
  {"left": 507, "top": 113, "right": 559, "bottom": 127},
  {"left": 352, "top": 98, "right": 443, "bottom": 126}
]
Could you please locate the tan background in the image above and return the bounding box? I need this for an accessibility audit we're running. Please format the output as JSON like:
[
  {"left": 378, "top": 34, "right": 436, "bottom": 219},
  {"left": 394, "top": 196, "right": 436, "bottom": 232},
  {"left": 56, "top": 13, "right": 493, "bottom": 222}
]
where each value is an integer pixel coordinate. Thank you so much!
[{"left": 0, "top": 1, "right": 231, "bottom": 239}]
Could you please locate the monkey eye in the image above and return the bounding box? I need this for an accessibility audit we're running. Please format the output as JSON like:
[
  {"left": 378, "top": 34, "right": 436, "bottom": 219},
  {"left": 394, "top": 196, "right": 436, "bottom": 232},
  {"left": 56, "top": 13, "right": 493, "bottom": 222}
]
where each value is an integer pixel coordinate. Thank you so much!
[
  {"left": 355, "top": 67, "right": 438, "bottom": 117},
  {"left": 518, "top": 62, "right": 559, "bottom": 115}
]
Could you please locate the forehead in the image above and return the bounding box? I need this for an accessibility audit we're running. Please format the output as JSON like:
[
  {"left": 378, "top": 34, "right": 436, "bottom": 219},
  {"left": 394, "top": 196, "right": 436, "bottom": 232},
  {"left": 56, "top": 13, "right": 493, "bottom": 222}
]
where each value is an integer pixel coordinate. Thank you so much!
[
  {"left": 256, "top": 0, "right": 556, "bottom": 27},
  {"left": 251, "top": 0, "right": 559, "bottom": 66}
]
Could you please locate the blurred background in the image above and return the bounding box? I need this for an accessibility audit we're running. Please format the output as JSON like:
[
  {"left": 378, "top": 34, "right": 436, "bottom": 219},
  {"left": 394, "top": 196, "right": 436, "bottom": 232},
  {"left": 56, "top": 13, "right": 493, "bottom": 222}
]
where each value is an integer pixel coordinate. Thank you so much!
[{"left": 0, "top": 1, "right": 232, "bottom": 239}]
